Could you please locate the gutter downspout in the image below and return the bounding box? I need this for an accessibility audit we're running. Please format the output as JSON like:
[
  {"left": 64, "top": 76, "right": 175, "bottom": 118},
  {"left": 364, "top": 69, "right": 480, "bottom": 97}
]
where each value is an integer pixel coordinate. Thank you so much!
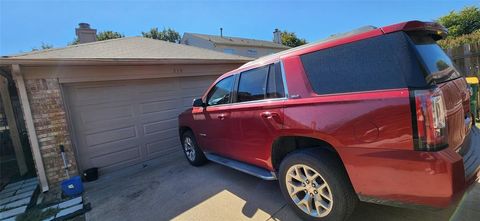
[{"left": 12, "top": 64, "right": 49, "bottom": 192}]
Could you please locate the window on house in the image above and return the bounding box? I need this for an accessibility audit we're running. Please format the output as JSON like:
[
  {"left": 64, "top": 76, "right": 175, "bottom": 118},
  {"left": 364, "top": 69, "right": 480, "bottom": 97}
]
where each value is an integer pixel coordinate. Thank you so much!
[
  {"left": 247, "top": 49, "right": 257, "bottom": 57},
  {"left": 223, "top": 48, "right": 235, "bottom": 54},
  {"left": 207, "top": 76, "right": 234, "bottom": 106}
]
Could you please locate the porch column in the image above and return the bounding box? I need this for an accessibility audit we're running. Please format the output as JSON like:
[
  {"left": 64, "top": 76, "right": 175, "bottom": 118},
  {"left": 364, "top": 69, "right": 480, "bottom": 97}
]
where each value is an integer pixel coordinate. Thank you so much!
[
  {"left": 0, "top": 76, "right": 28, "bottom": 175},
  {"left": 12, "top": 64, "right": 49, "bottom": 192}
]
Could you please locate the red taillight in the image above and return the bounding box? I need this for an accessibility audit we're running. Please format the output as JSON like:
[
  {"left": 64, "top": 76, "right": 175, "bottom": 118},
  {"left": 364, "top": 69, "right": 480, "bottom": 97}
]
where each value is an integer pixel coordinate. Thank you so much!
[{"left": 412, "top": 88, "right": 448, "bottom": 151}]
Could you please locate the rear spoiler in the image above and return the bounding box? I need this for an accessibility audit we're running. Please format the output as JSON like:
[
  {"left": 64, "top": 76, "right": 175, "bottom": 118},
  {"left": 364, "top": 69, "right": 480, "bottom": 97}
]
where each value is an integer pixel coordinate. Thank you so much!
[{"left": 381, "top": 21, "right": 448, "bottom": 40}]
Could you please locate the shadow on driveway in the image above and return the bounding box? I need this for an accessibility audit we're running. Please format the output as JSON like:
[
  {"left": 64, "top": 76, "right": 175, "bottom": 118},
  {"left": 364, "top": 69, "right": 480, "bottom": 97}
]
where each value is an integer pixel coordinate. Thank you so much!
[{"left": 84, "top": 152, "right": 479, "bottom": 221}]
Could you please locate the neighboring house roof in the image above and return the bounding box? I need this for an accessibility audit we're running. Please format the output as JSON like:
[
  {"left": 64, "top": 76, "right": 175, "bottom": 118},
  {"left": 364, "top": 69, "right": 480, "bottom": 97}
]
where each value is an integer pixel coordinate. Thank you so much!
[
  {"left": 184, "top": 33, "right": 289, "bottom": 49},
  {"left": 0, "top": 37, "right": 253, "bottom": 65}
]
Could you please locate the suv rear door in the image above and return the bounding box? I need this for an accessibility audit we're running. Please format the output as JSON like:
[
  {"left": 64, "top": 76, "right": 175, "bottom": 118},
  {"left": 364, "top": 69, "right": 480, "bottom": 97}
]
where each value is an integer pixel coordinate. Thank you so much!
[{"left": 227, "top": 63, "right": 286, "bottom": 169}]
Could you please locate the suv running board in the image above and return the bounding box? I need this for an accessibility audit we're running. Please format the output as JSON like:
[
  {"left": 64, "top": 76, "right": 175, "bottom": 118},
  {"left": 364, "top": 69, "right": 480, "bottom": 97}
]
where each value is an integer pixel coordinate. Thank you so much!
[{"left": 205, "top": 153, "right": 277, "bottom": 180}]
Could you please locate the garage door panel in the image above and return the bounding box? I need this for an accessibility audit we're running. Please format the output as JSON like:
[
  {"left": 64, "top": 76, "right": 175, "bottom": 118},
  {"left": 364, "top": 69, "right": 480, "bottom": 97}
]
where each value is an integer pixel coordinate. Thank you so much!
[
  {"left": 145, "top": 143, "right": 181, "bottom": 161},
  {"left": 143, "top": 128, "right": 178, "bottom": 143},
  {"left": 140, "top": 99, "right": 177, "bottom": 115},
  {"left": 140, "top": 109, "right": 178, "bottom": 124},
  {"left": 181, "top": 96, "right": 201, "bottom": 108},
  {"left": 145, "top": 137, "right": 179, "bottom": 155},
  {"left": 65, "top": 75, "right": 217, "bottom": 174},
  {"left": 80, "top": 105, "right": 134, "bottom": 124},
  {"left": 180, "top": 76, "right": 216, "bottom": 89},
  {"left": 90, "top": 146, "right": 141, "bottom": 169},
  {"left": 81, "top": 118, "right": 137, "bottom": 134},
  {"left": 138, "top": 91, "right": 179, "bottom": 104},
  {"left": 136, "top": 79, "right": 177, "bottom": 92},
  {"left": 71, "top": 85, "right": 132, "bottom": 106},
  {"left": 85, "top": 126, "right": 137, "bottom": 147},
  {"left": 143, "top": 119, "right": 177, "bottom": 135},
  {"left": 85, "top": 138, "right": 140, "bottom": 158},
  {"left": 181, "top": 88, "right": 207, "bottom": 98}
]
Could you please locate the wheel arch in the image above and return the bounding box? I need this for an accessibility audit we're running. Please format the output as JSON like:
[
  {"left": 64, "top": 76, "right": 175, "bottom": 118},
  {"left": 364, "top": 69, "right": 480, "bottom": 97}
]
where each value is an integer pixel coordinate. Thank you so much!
[
  {"left": 270, "top": 135, "right": 346, "bottom": 171},
  {"left": 179, "top": 126, "right": 192, "bottom": 140}
]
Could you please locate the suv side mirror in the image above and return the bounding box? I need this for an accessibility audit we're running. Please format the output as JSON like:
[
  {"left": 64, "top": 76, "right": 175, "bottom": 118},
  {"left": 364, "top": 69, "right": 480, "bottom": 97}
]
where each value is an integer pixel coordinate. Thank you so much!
[{"left": 192, "top": 98, "right": 205, "bottom": 107}]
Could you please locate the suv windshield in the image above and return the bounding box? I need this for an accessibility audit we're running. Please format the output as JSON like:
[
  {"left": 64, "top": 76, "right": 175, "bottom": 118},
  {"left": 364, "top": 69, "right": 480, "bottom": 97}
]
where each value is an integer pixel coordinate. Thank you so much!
[{"left": 409, "top": 34, "right": 462, "bottom": 84}]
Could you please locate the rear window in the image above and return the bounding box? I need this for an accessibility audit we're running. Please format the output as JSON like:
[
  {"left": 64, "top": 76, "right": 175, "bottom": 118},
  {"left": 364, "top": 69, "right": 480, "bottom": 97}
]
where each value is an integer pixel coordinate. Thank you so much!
[
  {"left": 409, "top": 34, "right": 462, "bottom": 84},
  {"left": 300, "top": 32, "right": 426, "bottom": 95}
]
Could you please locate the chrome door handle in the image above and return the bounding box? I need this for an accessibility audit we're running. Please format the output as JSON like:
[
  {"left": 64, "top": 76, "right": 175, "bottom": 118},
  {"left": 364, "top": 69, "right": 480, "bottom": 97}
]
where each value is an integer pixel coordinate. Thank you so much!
[
  {"left": 261, "top": 111, "right": 278, "bottom": 118},
  {"left": 261, "top": 111, "right": 282, "bottom": 123},
  {"left": 218, "top": 114, "right": 226, "bottom": 120}
]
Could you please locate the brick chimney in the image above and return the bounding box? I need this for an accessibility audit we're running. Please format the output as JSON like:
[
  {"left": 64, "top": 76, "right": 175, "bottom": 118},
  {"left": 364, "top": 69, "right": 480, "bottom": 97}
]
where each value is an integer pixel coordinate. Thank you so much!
[
  {"left": 75, "top": 23, "right": 96, "bottom": 44},
  {"left": 273, "top": 28, "right": 281, "bottom": 44}
]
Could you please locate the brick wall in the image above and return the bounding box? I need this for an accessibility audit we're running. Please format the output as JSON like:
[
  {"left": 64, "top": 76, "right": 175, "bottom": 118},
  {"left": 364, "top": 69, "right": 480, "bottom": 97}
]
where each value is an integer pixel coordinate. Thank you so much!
[{"left": 25, "top": 78, "right": 78, "bottom": 186}]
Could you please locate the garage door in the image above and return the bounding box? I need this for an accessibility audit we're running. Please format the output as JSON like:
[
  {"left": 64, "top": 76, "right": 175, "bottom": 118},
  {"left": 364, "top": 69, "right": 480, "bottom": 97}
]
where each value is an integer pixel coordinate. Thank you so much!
[{"left": 64, "top": 76, "right": 217, "bottom": 174}]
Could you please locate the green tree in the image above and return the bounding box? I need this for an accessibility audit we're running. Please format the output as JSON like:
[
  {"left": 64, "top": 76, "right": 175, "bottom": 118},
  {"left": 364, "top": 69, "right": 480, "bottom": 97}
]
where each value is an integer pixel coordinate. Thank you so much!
[
  {"left": 142, "top": 27, "right": 181, "bottom": 43},
  {"left": 280, "top": 30, "right": 307, "bottom": 47},
  {"left": 96, "top": 31, "right": 125, "bottom": 41},
  {"left": 69, "top": 30, "right": 125, "bottom": 45},
  {"left": 438, "top": 29, "right": 480, "bottom": 48},
  {"left": 438, "top": 6, "right": 480, "bottom": 38},
  {"left": 31, "top": 42, "right": 53, "bottom": 51}
]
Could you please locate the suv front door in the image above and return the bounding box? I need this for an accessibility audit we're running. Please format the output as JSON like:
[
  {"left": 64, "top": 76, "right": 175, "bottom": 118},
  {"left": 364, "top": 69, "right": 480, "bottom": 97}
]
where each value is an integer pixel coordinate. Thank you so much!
[
  {"left": 196, "top": 76, "right": 235, "bottom": 156},
  {"left": 228, "top": 63, "right": 286, "bottom": 169}
]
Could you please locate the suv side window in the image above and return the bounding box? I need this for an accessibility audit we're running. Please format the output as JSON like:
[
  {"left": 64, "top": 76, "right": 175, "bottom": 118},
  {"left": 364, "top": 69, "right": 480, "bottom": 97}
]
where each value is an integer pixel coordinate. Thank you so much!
[
  {"left": 300, "top": 32, "right": 420, "bottom": 95},
  {"left": 237, "top": 66, "right": 269, "bottom": 102},
  {"left": 206, "top": 76, "right": 234, "bottom": 106},
  {"left": 266, "top": 63, "right": 285, "bottom": 99}
]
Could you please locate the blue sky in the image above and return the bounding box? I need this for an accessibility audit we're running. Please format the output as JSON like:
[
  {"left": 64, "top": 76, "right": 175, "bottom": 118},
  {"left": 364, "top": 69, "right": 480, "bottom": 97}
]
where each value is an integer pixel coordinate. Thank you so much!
[{"left": 0, "top": 0, "right": 478, "bottom": 55}]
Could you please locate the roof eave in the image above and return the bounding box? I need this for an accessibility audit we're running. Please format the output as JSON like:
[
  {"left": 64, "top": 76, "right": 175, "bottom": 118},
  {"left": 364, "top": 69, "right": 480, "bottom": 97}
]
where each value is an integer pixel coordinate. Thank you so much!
[{"left": 0, "top": 58, "right": 253, "bottom": 66}]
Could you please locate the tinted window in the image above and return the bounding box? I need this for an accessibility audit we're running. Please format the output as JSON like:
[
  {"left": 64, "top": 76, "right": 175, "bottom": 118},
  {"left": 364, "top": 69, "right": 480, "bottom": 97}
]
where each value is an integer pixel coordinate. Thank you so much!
[
  {"left": 207, "top": 76, "right": 234, "bottom": 106},
  {"left": 300, "top": 32, "right": 426, "bottom": 95},
  {"left": 409, "top": 34, "right": 462, "bottom": 84},
  {"left": 266, "top": 63, "right": 285, "bottom": 98},
  {"left": 237, "top": 66, "right": 268, "bottom": 102}
]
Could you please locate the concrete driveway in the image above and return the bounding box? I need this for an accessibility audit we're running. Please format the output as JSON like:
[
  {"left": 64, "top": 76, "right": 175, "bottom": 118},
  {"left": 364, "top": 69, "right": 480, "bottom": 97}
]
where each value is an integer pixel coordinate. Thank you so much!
[{"left": 84, "top": 152, "right": 479, "bottom": 221}]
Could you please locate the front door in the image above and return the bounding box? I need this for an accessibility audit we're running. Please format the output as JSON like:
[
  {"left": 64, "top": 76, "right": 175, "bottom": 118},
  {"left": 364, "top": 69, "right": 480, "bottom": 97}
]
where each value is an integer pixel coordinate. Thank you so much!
[{"left": 194, "top": 75, "right": 235, "bottom": 156}]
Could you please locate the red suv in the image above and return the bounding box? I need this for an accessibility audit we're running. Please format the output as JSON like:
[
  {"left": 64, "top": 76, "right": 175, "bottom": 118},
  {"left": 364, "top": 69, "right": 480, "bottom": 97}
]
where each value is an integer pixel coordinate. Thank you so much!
[{"left": 178, "top": 21, "right": 480, "bottom": 221}]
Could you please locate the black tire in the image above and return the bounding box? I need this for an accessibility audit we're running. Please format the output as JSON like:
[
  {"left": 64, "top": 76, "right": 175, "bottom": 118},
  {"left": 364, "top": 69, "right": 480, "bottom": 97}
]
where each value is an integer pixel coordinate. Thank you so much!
[
  {"left": 278, "top": 148, "right": 357, "bottom": 221},
  {"left": 181, "top": 130, "right": 208, "bottom": 166}
]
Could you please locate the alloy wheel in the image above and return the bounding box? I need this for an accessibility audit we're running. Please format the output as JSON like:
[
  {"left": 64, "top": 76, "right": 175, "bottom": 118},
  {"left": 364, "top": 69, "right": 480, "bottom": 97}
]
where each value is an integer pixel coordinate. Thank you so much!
[
  {"left": 285, "top": 164, "right": 333, "bottom": 217},
  {"left": 183, "top": 137, "right": 196, "bottom": 161}
]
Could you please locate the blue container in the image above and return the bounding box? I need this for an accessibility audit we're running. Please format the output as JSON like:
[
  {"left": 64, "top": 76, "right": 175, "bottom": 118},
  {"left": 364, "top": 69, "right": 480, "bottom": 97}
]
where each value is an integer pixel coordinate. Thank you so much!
[{"left": 61, "top": 176, "right": 84, "bottom": 197}]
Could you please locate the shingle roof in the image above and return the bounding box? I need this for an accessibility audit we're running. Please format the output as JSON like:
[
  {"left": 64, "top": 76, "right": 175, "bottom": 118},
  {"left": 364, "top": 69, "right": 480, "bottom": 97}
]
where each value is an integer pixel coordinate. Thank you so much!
[
  {"left": 1, "top": 37, "right": 252, "bottom": 64},
  {"left": 185, "top": 33, "right": 290, "bottom": 49}
]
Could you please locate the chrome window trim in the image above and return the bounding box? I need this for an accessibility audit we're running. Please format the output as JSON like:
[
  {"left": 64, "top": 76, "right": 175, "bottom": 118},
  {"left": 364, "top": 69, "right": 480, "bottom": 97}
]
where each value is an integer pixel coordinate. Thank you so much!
[
  {"left": 229, "top": 97, "right": 287, "bottom": 106},
  {"left": 206, "top": 96, "right": 287, "bottom": 108}
]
